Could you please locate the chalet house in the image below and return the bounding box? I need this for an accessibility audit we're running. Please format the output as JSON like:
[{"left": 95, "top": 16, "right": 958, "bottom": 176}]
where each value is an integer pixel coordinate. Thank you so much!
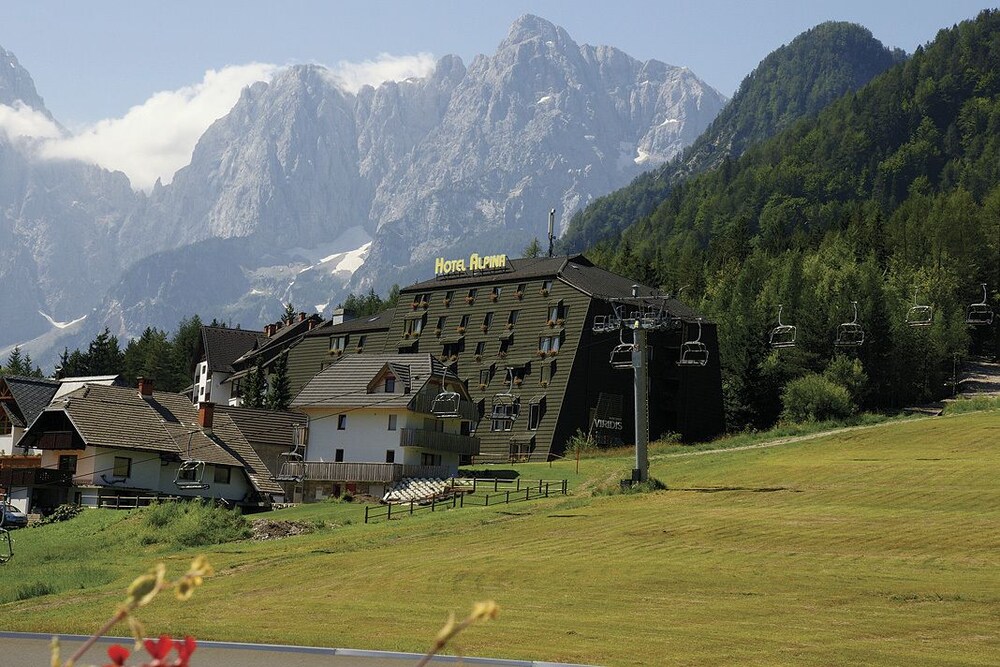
[
  {"left": 223, "top": 312, "right": 323, "bottom": 405},
  {"left": 191, "top": 326, "right": 263, "bottom": 406},
  {"left": 287, "top": 354, "right": 479, "bottom": 501},
  {"left": 16, "top": 378, "right": 283, "bottom": 512},
  {"left": 0, "top": 376, "right": 59, "bottom": 455}
]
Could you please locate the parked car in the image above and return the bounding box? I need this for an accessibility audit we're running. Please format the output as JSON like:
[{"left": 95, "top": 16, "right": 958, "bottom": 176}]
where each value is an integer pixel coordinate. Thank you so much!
[{"left": 1, "top": 503, "right": 28, "bottom": 528}]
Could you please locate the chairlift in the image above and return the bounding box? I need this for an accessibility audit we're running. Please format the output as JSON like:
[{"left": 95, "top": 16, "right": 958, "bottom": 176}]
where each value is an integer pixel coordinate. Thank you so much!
[
  {"left": 905, "top": 287, "right": 933, "bottom": 327},
  {"left": 610, "top": 327, "right": 636, "bottom": 369},
  {"left": 173, "top": 433, "right": 209, "bottom": 490},
  {"left": 431, "top": 362, "right": 462, "bottom": 418},
  {"left": 677, "top": 318, "right": 709, "bottom": 367},
  {"left": 489, "top": 369, "right": 520, "bottom": 424},
  {"left": 769, "top": 304, "right": 797, "bottom": 349},
  {"left": 966, "top": 283, "right": 994, "bottom": 326},
  {"left": 0, "top": 527, "right": 10, "bottom": 564},
  {"left": 277, "top": 448, "right": 304, "bottom": 482},
  {"left": 834, "top": 301, "right": 865, "bottom": 347}
]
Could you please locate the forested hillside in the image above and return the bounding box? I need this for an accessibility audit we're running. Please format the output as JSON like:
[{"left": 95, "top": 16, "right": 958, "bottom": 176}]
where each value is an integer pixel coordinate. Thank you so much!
[
  {"left": 589, "top": 10, "right": 1000, "bottom": 429},
  {"left": 559, "top": 22, "right": 905, "bottom": 254}
]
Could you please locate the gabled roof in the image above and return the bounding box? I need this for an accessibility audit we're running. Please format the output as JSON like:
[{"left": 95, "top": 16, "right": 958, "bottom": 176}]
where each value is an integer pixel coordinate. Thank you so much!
[
  {"left": 30, "top": 384, "right": 280, "bottom": 496},
  {"left": 0, "top": 376, "right": 59, "bottom": 428},
  {"left": 200, "top": 326, "right": 264, "bottom": 373},
  {"left": 291, "top": 354, "right": 462, "bottom": 410},
  {"left": 215, "top": 405, "right": 307, "bottom": 449},
  {"left": 231, "top": 316, "right": 322, "bottom": 368}
]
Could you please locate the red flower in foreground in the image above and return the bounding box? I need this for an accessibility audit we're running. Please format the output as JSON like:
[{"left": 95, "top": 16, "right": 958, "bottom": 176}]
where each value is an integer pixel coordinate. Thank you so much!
[
  {"left": 174, "top": 636, "right": 197, "bottom": 666},
  {"left": 104, "top": 644, "right": 130, "bottom": 666}
]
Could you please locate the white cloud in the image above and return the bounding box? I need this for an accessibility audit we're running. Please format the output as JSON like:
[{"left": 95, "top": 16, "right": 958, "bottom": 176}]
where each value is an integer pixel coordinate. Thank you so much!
[
  {"left": 40, "top": 63, "right": 279, "bottom": 190},
  {"left": 325, "top": 52, "right": 437, "bottom": 93},
  {"left": 0, "top": 101, "right": 62, "bottom": 140},
  {"left": 7, "top": 54, "right": 437, "bottom": 192}
]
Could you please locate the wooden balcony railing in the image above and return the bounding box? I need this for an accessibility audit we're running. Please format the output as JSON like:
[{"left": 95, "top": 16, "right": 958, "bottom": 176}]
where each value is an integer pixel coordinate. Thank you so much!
[
  {"left": 0, "top": 467, "right": 73, "bottom": 487},
  {"left": 277, "top": 462, "right": 452, "bottom": 483},
  {"left": 399, "top": 428, "right": 480, "bottom": 455}
]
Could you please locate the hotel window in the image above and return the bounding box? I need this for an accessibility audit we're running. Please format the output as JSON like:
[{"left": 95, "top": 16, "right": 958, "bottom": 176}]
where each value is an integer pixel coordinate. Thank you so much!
[
  {"left": 491, "top": 400, "right": 519, "bottom": 432},
  {"left": 388, "top": 414, "right": 398, "bottom": 431},
  {"left": 466, "top": 288, "right": 478, "bottom": 304},
  {"left": 491, "top": 286, "right": 502, "bottom": 301},
  {"left": 337, "top": 414, "right": 348, "bottom": 430},
  {"left": 330, "top": 335, "right": 348, "bottom": 353},
  {"left": 539, "top": 361, "right": 556, "bottom": 384},
  {"left": 412, "top": 292, "right": 429, "bottom": 307},
  {"left": 475, "top": 341, "right": 486, "bottom": 356},
  {"left": 443, "top": 339, "right": 464, "bottom": 357},
  {"left": 404, "top": 314, "right": 425, "bottom": 337},
  {"left": 482, "top": 312, "right": 494, "bottom": 329},
  {"left": 479, "top": 368, "right": 491, "bottom": 386},
  {"left": 507, "top": 310, "right": 520, "bottom": 326},
  {"left": 385, "top": 376, "right": 396, "bottom": 393},
  {"left": 528, "top": 399, "right": 544, "bottom": 430},
  {"left": 445, "top": 290, "right": 455, "bottom": 306},
  {"left": 436, "top": 316, "right": 447, "bottom": 332},
  {"left": 459, "top": 314, "right": 471, "bottom": 330},
  {"left": 335, "top": 448, "right": 345, "bottom": 462},
  {"left": 547, "top": 301, "right": 563, "bottom": 323},
  {"left": 356, "top": 335, "right": 367, "bottom": 350},
  {"left": 112, "top": 456, "right": 132, "bottom": 478},
  {"left": 541, "top": 279, "right": 553, "bottom": 294},
  {"left": 213, "top": 466, "right": 231, "bottom": 484}
]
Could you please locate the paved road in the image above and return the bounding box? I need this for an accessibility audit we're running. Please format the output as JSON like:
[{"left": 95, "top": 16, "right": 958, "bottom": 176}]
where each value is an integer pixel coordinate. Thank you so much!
[{"left": 0, "top": 632, "right": 598, "bottom": 666}]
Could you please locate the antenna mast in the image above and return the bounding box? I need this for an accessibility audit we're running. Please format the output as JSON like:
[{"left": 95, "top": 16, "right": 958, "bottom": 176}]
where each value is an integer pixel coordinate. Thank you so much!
[{"left": 547, "top": 208, "right": 555, "bottom": 258}]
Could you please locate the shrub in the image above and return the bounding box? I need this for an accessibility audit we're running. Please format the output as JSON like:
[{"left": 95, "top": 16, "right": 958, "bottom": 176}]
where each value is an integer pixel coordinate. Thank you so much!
[
  {"left": 32, "top": 503, "right": 83, "bottom": 527},
  {"left": 564, "top": 428, "right": 596, "bottom": 458},
  {"left": 139, "top": 500, "right": 250, "bottom": 547},
  {"left": 781, "top": 373, "right": 854, "bottom": 423},
  {"left": 823, "top": 356, "right": 869, "bottom": 405},
  {"left": 16, "top": 581, "right": 55, "bottom": 600}
]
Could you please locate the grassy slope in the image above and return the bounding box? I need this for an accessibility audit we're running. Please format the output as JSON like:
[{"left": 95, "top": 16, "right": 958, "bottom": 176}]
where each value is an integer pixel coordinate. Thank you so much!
[{"left": 2, "top": 413, "right": 999, "bottom": 666}]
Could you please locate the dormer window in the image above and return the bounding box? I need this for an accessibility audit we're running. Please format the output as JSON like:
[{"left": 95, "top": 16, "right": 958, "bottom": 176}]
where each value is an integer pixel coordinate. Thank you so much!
[
  {"left": 466, "top": 288, "right": 478, "bottom": 304},
  {"left": 540, "top": 280, "right": 553, "bottom": 296},
  {"left": 385, "top": 376, "right": 396, "bottom": 393},
  {"left": 444, "top": 290, "right": 455, "bottom": 306},
  {"left": 411, "top": 293, "right": 430, "bottom": 309},
  {"left": 330, "top": 335, "right": 348, "bottom": 354},
  {"left": 482, "top": 312, "right": 494, "bottom": 330},
  {"left": 491, "top": 286, "right": 502, "bottom": 301}
]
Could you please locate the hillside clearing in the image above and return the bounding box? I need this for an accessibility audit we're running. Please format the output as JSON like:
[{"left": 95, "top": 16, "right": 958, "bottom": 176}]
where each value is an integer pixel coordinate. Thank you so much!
[{"left": 2, "top": 413, "right": 999, "bottom": 666}]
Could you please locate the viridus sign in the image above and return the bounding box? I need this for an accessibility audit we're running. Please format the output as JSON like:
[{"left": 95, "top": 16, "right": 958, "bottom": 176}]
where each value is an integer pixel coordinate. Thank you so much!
[{"left": 434, "top": 253, "right": 508, "bottom": 276}]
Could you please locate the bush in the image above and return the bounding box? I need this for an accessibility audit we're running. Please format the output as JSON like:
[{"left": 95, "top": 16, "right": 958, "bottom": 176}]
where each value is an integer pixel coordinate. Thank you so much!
[
  {"left": 139, "top": 500, "right": 250, "bottom": 547},
  {"left": 16, "top": 581, "right": 55, "bottom": 600},
  {"left": 781, "top": 374, "right": 854, "bottom": 423},
  {"left": 564, "top": 428, "right": 597, "bottom": 458},
  {"left": 32, "top": 504, "right": 83, "bottom": 527},
  {"left": 824, "top": 356, "right": 869, "bottom": 405}
]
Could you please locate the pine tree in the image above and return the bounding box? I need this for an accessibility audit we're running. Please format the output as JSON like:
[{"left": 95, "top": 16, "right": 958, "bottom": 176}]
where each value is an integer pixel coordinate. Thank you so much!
[
  {"left": 521, "top": 237, "right": 542, "bottom": 258},
  {"left": 265, "top": 354, "right": 291, "bottom": 411},
  {"left": 242, "top": 364, "right": 266, "bottom": 409}
]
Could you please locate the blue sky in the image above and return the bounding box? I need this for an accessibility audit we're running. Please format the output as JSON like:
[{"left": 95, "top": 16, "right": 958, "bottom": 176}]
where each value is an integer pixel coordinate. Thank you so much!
[{"left": 0, "top": 1, "right": 992, "bottom": 190}]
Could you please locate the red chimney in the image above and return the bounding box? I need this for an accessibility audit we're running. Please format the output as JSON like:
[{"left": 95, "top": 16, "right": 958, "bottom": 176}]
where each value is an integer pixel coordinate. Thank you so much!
[
  {"left": 138, "top": 377, "right": 154, "bottom": 396},
  {"left": 298, "top": 312, "right": 306, "bottom": 322},
  {"left": 198, "top": 402, "right": 215, "bottom": 430}
]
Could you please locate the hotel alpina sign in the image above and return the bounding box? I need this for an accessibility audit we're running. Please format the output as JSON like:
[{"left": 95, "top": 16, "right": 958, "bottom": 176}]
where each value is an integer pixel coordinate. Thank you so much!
[{"left": 434, "top": 253, "right": 508, "bottom": 276}]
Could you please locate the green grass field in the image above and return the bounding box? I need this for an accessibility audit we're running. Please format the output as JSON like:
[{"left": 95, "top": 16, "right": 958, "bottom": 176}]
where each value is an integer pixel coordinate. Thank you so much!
[{"left": 2, "top": 412, "right": 999, "bottom": 666}]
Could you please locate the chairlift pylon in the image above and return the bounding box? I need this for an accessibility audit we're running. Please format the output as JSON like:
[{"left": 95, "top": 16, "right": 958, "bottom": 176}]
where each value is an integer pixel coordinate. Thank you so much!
[
  {"left": 173, "top": 433, "right": 209, "bottom": 490},
  {"left": 430, "top": 362, "right": 462, "bottom": 418},
  {"left": 677, "top": 318, "right": 709, "bottom": 367},
  {"left": 769, "top": 304, "right": 797, "bottom": 349},
  {"left": 0, "top": 509, "right": 12, "bottom": 563},
  {"left": 966, "top": 283, "right": 994, "bottom": 326},
  {"left": 905, "top": 287, "right": 933, "bottom": 327},
  {"left": 834, "top": 301, "right": 865, "bottom": 347}
]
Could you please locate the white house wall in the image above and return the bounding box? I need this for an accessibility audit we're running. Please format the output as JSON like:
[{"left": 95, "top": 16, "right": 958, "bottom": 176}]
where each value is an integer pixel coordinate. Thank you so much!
[{"left": 305, "top": 408, "right": 406, "bottom": 463}]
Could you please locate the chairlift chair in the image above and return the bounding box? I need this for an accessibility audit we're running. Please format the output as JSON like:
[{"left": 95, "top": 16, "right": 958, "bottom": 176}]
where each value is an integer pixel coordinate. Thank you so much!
[
  {"left": 277, "top": 448, "right": 304, "bottom": 482},
  {"left": 677, "top": 318, "right": 709, "bottom": 367},
  {"left": 609, "top": 327, "right": 636, "bottom": 369},
  {"left": 489, "top": 370, "right": 520, "bottom": 424},
  {"left": 431, "top": 363, "right": 462, "bottom": 418},
  {"left": 905, "top": 287, "right": 933, "bottom": 327},
  {"left": 834, "top": 301, "right": 865, "bottom": 347},
  {"left": 0, "top": 527, "right": 11, "bottom": 564},
  {"left": 769, "top": 304, "right": 797, "bottom": 349},
  {"left": 966, "top": 283, "right": 994, "bottom": 326},
  {"left": 173, "top": 433, "right": 209, "bottom": 490}
]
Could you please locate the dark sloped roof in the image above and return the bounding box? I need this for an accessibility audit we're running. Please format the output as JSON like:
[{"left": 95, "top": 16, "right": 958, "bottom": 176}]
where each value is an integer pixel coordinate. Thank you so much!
[
  {"left": 291, "top": 354, "right": 460, "bottom": 410},
  {"left": 201, "top": 327, "right": 264, "bottom": 373},
  {"left": 231, "top": 316, "right": 322, "bottom": 367},
  {"left": 2, "top": 376, "right": 59, "bottom": 428},
  {"left": 402, "top": 254, "right": 703, "bottom": 321},
  {"left": 215, "top": 405, "right": 308, "bottom": 449},
  {"left": 39, "top": 384, "right": 279, "bottom": 495},
  {"left": 303, "top": 309, "right": 394, "bottom": 338}
]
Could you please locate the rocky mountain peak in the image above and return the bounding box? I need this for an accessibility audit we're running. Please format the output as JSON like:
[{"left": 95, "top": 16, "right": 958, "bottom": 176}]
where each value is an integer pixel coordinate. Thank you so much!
[{"left": 0, "top": 45, "right": 51, "bottom": 116}]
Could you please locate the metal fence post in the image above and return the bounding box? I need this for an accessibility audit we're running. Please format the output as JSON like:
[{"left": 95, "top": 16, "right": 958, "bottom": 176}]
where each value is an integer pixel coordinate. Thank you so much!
[
  {"left": 387, "top": 503, "right": 392, "bottom": 521},
  {"left": 365, "top": 506, "right": 369, "bottom": 524}
]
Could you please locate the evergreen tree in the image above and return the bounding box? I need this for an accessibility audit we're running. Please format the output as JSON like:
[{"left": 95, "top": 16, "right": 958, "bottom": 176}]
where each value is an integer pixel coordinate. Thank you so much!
[
  {"left": 87, "top": 328, "right": 124, "bottom": 376},
  {"left": 242, "top": 364, "right": 266, "bottom": 409},
  {"left": 522, "top": 237, "right": 542, "bottom": 258},
  {"left": 3, "top": 347, "right": 26, "bottom": 376},
  {"left": 167, "top": 315, "right": 203, "bottom": 393},
  {"left": 122, "top": 327, "right": 172, "bottom": 387},
  {"left": 264, "top": 353, "right": 291, "bottom": 411}
]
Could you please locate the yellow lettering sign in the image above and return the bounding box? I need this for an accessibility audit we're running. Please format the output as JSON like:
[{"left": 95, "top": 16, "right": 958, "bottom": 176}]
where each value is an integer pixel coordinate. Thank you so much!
[{"left": 433, "top": 253, "right": 507, "bottom": 275}]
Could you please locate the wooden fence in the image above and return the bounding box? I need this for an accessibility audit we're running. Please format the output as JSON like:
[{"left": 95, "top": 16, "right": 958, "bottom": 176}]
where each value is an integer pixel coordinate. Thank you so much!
[{"left": 364, "top": 478, "right": 567, "bottom": 523}]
